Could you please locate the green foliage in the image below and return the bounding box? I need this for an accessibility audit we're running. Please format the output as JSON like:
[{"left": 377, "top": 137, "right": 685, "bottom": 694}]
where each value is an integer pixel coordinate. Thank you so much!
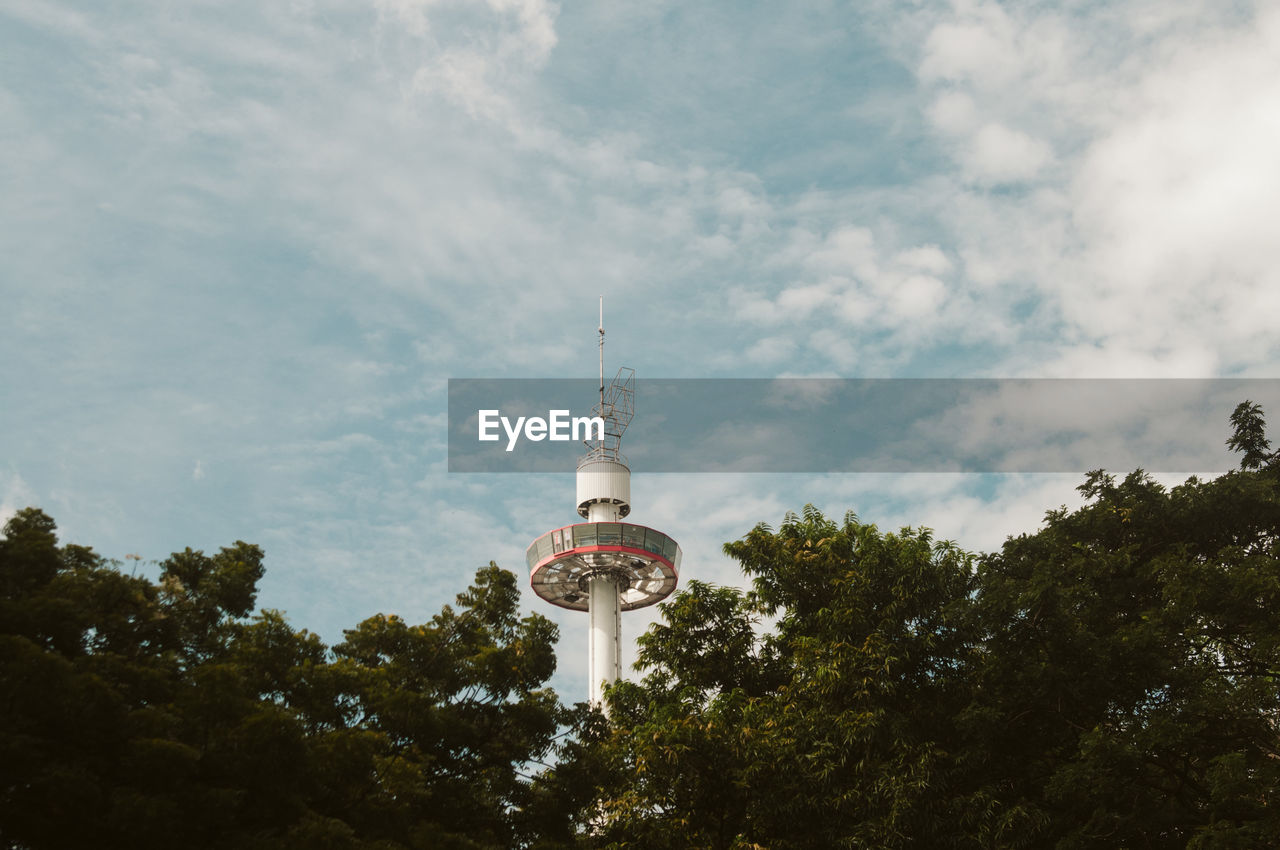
[
  {"left": 0, "top": 510, "right": 563, "bottom": 849},
  {"left": 563, "top": 405, "right": 1280, "bottom": 849},
  {"left": 969, "top": 461, "right": 1280, "bottom": 848},
  {"left": 1226, "top": 400, "right": 1274, "bottom": 471},
  {"left": 563, "top": 513, "right": 981, "bottom": 850}
]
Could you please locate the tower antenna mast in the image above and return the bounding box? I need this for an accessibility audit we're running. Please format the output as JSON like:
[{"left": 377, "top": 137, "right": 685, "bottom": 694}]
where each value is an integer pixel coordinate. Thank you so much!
[{"left": 598, "top": 296, "right": 605, "bottom": 412}]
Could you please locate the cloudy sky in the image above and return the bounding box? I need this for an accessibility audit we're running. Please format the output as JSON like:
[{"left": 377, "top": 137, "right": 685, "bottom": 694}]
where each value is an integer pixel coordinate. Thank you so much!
[{"left": 4, "top": 0, "right": 1279, "bottom": 700}]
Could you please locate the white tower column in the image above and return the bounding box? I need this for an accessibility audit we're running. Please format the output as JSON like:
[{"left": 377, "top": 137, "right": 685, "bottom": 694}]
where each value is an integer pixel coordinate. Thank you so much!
[
  {"left": 587, "top": 572, "right": 621, "bottom": 707},
  {"left": 585, "top": 498, "right": 623, "bottom": 710}
]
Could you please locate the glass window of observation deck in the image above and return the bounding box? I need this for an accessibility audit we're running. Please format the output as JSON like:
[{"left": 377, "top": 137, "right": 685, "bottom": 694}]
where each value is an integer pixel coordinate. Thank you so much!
[
  {"left": 596, "top": 523, "right": 622, "bottom": 546},
  {"left": 622, "top": 524, "right": 645, "bottom": 548},
  {"left": 572, "top": 525, "right": 598, "bottom": 547},
  {"left": 534, "top": 534, "right": 553, "bottom": 564}
]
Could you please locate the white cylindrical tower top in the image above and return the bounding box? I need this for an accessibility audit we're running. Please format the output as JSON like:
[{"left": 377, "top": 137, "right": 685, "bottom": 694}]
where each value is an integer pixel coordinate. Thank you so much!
[{"left": 576, "top": 456, "right": 631, "bottom": 519}]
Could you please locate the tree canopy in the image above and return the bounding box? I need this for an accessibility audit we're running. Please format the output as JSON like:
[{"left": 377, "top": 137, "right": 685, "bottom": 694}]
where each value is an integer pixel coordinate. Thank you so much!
[
  {"left": 0, "top": 514, "right": 564, "bottom": 849},
  {"left": 546, "top": 402, "right": 1280, "bottom": 848}
]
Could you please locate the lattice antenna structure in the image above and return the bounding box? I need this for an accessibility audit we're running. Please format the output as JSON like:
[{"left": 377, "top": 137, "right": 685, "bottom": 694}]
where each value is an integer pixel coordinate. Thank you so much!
[
  {"left": 585, "top": 367, "right": 635, "bottom": 462},
  {"left": 525, "top": 302, "right": 681, "bottom": 712}
]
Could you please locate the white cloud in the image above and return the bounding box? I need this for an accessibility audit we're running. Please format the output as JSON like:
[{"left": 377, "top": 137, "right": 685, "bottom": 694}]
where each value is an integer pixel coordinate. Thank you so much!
[
  {"left": 804, "top": 225, "right": 879, "bottom": 278},
  {"left": 729, "top": 223, "right": 962, "bottom": 356},
  {"left": 890, "top": 273, "right": 947, "bottom": 319},
  {"left": 919, "top": 5, "right": 1023, "bottom": 89},
  {"left": 895, "top": 244, "right": 952, "bottom": 275},
  {"left": 774, "top": 283, "right": 836, "bottom": 318},
  {"left": 742, "top": 336, "right": 798, "bottom": 365},
  {"left": 962, "top": 122, "right": 1051, "bottom": 183},
  {"left": 926, "top": 90, "right": 977, "bottom": 134},
  {"left": 1067, "top": 10, "right": 1280, "bottom": 353},
  {"left": 807, "top": 328, "right": 862, "bottom": 373},
  {"left": 901, "top": 0, "right": 1280, "bottom": 375}
]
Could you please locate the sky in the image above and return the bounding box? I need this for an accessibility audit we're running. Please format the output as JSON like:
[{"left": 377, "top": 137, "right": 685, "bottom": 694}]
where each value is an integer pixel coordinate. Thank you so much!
[{"left": 3, "top": 0, "right": 1280, "bottom": 701}]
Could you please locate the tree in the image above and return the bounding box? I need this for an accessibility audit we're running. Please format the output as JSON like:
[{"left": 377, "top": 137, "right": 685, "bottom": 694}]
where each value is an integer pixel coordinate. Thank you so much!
[
  {"left": 0, "top": 510, "right": 565, "bottom": 849},
  {"left": 321, "top": 565, "right": 563, "bottom": 849},
  {"left": 568, "top": 510, "right": 983, "bottom": 849},
  {"left": 969, "top": 459, "right": 1280, "bottom": 847}
]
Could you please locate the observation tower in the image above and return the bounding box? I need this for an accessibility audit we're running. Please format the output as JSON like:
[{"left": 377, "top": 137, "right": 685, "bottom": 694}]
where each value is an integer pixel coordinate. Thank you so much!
[{"left": 525, "top": 301, "right": 681, "bottom": 709}]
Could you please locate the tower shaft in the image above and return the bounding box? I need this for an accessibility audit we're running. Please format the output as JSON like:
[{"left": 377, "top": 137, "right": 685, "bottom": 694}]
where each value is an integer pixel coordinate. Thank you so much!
[
  {"left": 587, "top": 573, "right": 620, "bottom": 706},
  {"left": 585, "top": 499, "right": 622, "bottom": 708}
]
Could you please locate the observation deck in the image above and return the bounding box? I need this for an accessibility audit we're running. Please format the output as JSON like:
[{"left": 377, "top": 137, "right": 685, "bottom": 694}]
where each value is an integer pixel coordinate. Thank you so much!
[{"left": 527, "top": 522, "right": 681, "bottom": 611}]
